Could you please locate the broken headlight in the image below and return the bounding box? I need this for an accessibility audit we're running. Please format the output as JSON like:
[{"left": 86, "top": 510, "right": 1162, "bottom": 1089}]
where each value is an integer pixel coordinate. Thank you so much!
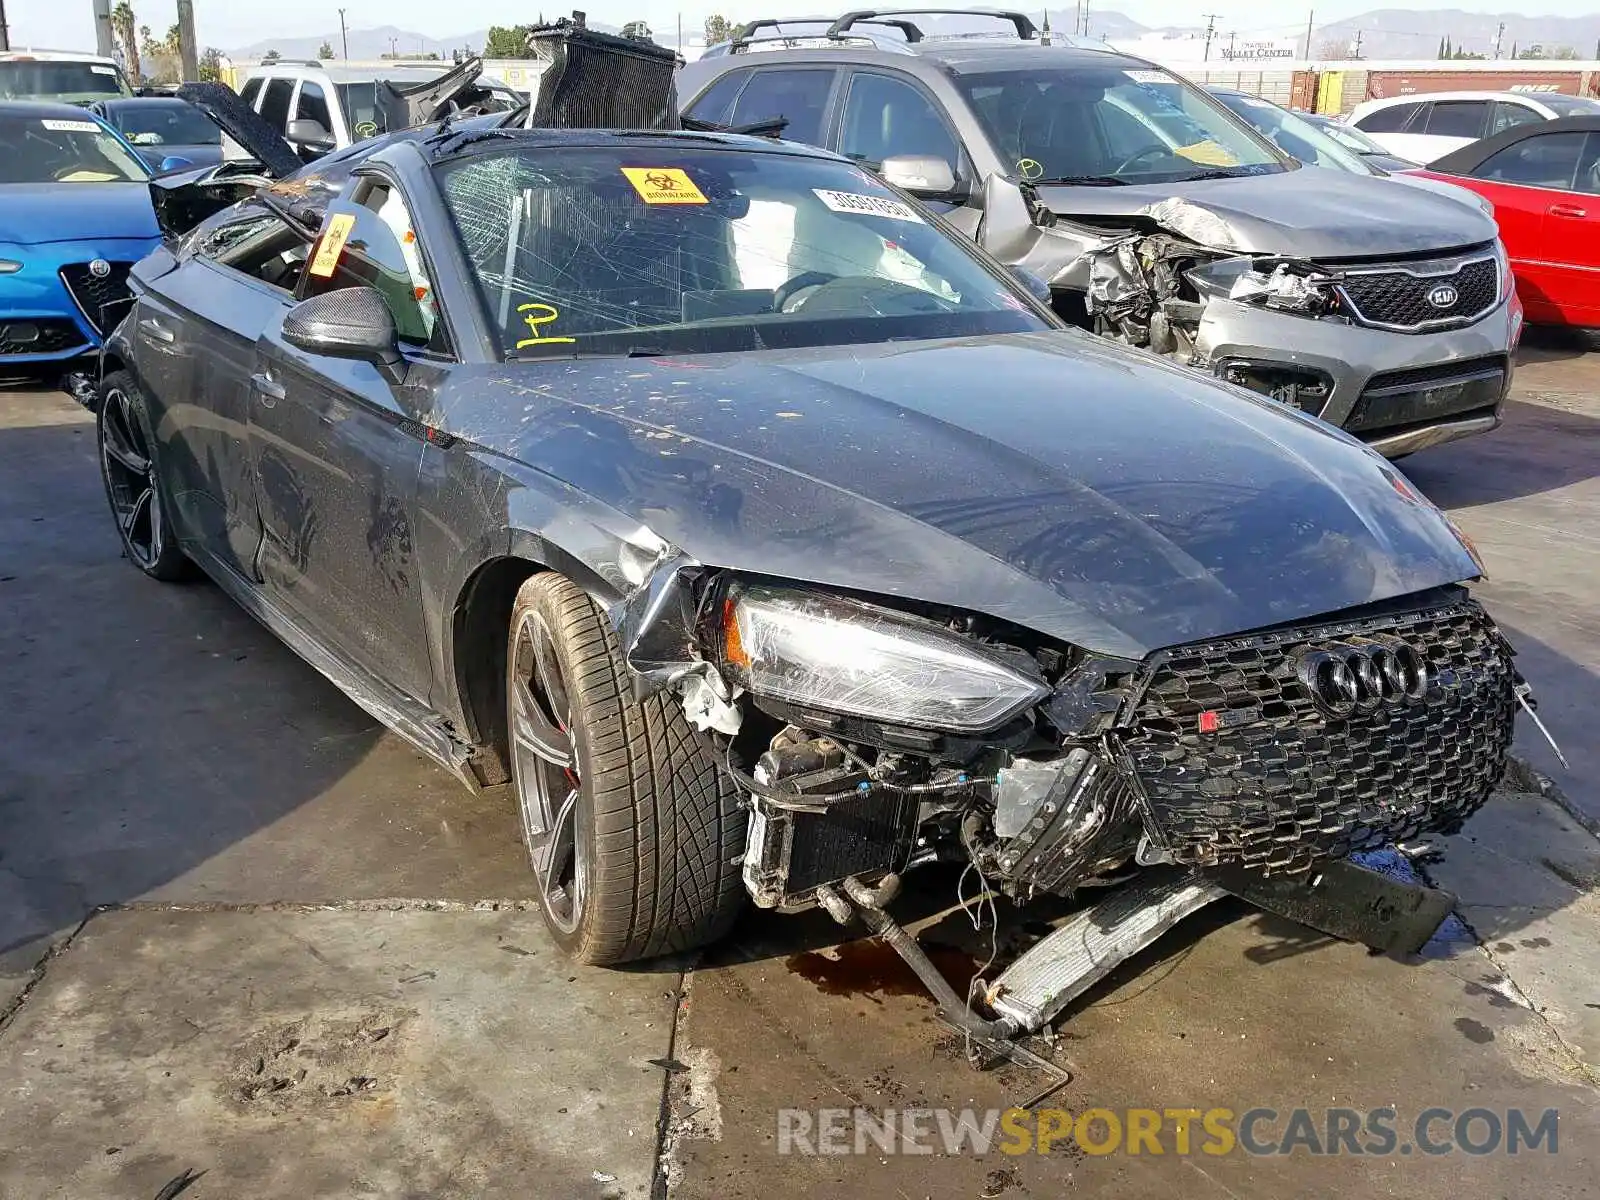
[
  {"left": 719, "top": 584, "right": 1050, "bottom": 733},
  {"left": 1186, "top": 257, "right": 1334, "bottom": 315}
]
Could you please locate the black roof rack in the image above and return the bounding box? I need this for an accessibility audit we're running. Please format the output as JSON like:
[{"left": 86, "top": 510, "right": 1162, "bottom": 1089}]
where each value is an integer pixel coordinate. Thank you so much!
[
  {"left": 826, "top": 8, "right": 1039, "bottom": 40},
  {"left": 727, "top": 16, "right": 919, "bottom": 50}
]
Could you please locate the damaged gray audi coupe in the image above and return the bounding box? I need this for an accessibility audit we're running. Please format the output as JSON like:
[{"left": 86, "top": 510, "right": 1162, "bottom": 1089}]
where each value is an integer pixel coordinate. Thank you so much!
[
  {"left": 99, "top": 76, "right": 1525, "bottom": 1051},
  {"left": 681, "top": 10, "right": 1524, "bottom": 458}
]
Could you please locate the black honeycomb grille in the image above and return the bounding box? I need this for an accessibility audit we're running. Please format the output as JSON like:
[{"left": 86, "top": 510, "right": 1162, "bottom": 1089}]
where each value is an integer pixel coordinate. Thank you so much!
[
  {"left": 59, "top": 262, "right": 134, "bottom": 336},
  {"left": 1338, "top": 257, "right": 1498, "bottom": 331},
  {"left": 0, "top": 318, "right": 84, "bottom": 355},
  {"left": 1123, "top": 600, "right": 1515, "bottom": 875}
]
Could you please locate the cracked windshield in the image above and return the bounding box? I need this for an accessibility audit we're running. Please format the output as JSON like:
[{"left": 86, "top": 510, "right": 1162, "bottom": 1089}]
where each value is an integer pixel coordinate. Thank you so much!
[
  {"left": 960, "top": 65, "right": 1289, "bottom": 185},
  {"left": 436, "top": 146, "right": 1050, "bottom": 357}
]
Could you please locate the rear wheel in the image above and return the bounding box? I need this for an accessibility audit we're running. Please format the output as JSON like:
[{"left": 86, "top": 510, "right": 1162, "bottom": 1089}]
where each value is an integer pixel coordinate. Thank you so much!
[
  {"left": 97, "top": 371, "right": 190, "bottom": 581},
  {"left": 506, "top": 572, "right": 746, "bottom": 964}
]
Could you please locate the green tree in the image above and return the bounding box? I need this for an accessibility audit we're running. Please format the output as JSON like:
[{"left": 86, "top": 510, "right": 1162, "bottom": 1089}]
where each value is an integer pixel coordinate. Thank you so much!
[
  {"left": 261, "top": 49, "right": 280, "bottom": 63},
  {"left": 1437, "top": 35, "right": 1446, "bottom": 58},
  {"left": 198, "top": 47, "right": 222, "bottom": 82},
  {"left": 483, "top": 24, "right": 536, "bottom": 57},
  {"left": 317, "top": 41, "right": 334, "bottom": 59},
  {"left": 704, "top": 13, "right": 735, "bottom": 46},
  {"left": 112, "top": 2, "right": 140, "bottom": 82}
]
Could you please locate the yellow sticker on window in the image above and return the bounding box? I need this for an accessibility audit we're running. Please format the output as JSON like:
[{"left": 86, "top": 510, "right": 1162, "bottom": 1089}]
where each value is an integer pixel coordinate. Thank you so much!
[
  {"left": 309, "top": 212, "right": 357, "bottom": 278},
  {"left": 620, "top": 166, "right": 708, "bottom": 205}
]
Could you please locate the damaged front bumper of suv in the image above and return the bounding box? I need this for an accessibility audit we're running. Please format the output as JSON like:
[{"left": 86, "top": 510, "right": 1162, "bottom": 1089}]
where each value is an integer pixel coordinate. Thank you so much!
[
  {"left": 977, "top": 173, "right": 1522, "bottom": 457},
  {"left": 616, "top": 552, "right": 1518, "bottom": 1052}
]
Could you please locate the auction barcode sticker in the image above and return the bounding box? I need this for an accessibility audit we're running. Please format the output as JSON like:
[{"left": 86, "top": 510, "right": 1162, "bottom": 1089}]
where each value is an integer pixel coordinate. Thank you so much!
[
  {"left": 42, "top": 119, "right": 102, "bottom": 132},
  {"left": 812, "top": 189, "right": 925, "bottom": 224}
]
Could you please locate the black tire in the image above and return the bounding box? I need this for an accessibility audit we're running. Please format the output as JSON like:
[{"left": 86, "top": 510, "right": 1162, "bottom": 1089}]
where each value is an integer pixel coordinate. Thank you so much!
[
  {"left": 97, "top": 370, "right": 191, "bottom": 582},
  {"left": 506, "top": 572, "right": 745, "bottom": 964}
]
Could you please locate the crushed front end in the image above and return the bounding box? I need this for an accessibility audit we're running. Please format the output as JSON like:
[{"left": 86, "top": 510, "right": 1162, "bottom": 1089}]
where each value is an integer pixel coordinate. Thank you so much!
[
  {"left": 679, "top": 580, "right": 1513, "bottom": 908},
  {"left": 631, "top": 570, "right": 1516, "bottom": 1043},
  {"left": 987, "top": 178, "right": 1521, "bottom": 458}
]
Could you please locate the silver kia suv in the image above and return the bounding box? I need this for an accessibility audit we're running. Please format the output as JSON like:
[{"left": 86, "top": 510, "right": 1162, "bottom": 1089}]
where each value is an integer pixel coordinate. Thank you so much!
[{"left": 678, "top": 9, "right": 1522, "bottom": 456}]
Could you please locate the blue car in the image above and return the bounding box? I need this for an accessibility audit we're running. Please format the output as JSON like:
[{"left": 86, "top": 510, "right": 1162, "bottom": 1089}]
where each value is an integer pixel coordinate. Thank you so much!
[{"left": 0, "top": 100, "right": 161, "bottom": 382}]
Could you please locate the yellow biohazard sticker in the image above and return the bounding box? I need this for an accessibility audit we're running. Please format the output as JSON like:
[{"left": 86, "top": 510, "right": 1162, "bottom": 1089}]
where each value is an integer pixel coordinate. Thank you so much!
[
  {"left": 620, "top": 166, "right": 708, "bottom": 205},
  {"left": 309, "top": 212, "right": 357, "bottom": 278}
]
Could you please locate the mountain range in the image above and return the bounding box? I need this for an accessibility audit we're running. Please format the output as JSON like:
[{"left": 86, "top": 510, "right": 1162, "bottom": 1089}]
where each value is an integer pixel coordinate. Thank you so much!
[{"left": 227, "top": 9, "right": 1600, "bottom": 62}]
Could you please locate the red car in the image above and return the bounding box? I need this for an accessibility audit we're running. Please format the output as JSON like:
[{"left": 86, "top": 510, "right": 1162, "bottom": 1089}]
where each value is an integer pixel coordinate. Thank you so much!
[{"left": 1413, "top": 114, "right": 1600, "bottom": 328}]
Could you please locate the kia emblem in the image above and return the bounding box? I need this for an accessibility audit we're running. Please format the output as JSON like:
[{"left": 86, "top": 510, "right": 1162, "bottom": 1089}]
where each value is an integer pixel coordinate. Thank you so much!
[
  {"left": 89, "top": 259, "right": 112, "bottom": 279},
  {"left": 1426, "top": 283, "right": 1459, "bottom": 309}
]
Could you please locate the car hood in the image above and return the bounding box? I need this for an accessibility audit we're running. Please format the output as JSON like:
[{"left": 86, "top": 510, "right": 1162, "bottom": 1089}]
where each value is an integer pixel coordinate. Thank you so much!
[
  {"left": 451, "top": 332, "right": 1480, "bottom": 658},
  {"left": 0, "top": 182, "right": 159, "bottom": 245},
  {"left": 1032, "top": 166, "right": 1498, "bottom": 258}
]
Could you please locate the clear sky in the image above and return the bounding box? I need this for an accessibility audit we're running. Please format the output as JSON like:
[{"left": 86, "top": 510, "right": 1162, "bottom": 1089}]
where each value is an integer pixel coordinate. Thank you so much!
[{"left": 11, "top": 0, "right": 1600, "bottom": 54}]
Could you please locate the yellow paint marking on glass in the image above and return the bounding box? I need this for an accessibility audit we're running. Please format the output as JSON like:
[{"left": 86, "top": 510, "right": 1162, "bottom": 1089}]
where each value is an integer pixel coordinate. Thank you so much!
[
  {"left": 1017, "top": 158, "right": 1044, "bottom": 181},
  {"left": 1173, "top": 141, "right": 1239, "bottom": 167},
  {"left": 620, "top": 166, "right": 709, "bottom": 205},
  {"left": 309, "top": 212, "right": 357, "bottom": 278},
  {"left": 515, "top": 303, "right": 576, "bottom": 348}
]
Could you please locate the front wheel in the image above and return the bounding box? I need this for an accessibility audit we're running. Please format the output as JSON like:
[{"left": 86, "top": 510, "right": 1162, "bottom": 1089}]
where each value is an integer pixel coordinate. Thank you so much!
[
  {"left": 97, "top": 371, "right": 191, "bottom": 581},
  {"left": 506, "top": 572, "right": 746, "bottom": 964}
]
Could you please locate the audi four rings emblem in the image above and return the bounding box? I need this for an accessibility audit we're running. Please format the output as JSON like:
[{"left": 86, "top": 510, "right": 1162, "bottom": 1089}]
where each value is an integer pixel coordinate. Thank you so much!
[
  {"left": 1295, "top": 641, "right": 1430, "bottom": 717},
  {"left": 1426, "top": 283, "right": 1459, "bottom": 309}
]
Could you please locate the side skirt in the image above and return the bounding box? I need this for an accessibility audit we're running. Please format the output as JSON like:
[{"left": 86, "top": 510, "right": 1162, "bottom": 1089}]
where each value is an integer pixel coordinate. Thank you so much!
[{"left": 184, "top": 540, "right": 483, "bottom": 791}]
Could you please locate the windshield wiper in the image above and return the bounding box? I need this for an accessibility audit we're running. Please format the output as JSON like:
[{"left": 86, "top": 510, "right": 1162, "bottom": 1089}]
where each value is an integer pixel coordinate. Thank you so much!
[
  {"left": 510, "top": 344, "right": 668, "bottom": 362},
  {"left": 1181, "top": 167, "right": 1278, "bottom": 181},
  {"left": 1026, "top": 174, "right": 1129, "bottom": 187}
]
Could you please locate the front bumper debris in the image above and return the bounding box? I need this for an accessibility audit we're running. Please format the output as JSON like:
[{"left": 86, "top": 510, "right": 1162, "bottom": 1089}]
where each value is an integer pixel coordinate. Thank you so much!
[{"left": 1193, "top": 291, "right": 1520, "bottom": 452}]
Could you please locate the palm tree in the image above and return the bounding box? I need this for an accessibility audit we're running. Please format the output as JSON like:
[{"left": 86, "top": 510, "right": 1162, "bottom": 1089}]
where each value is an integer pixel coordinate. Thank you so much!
[{"left": 112, "top": 2, "right": 141, "bottom": 83}]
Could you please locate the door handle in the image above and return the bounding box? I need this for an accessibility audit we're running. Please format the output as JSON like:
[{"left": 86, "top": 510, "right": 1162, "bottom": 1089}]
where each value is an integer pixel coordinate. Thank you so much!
[
  {"left": 250, "top": 372, "right": 286, "bottom": 406},
  {"left": 138, "top": 317, "right": 175, "bottom": 344},
  {"left": 1548, "top": 203, "right": 1588, "bottom": 219}
]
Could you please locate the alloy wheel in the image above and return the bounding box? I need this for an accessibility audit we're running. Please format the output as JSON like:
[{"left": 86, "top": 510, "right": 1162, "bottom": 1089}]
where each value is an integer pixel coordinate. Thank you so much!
[
  {"left": 100, "top": 386, "right": 164, "bottom": 569},
  {"left": 509, "top": 608, "right": 588, "bottom": 933}
]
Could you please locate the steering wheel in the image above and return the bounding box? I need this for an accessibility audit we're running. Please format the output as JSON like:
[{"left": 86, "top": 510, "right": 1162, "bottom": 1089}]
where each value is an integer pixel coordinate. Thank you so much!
[
  {"left": 773, "top": 271, "right": 838, "bottom": 313},
  {"left": 1113, "top": 145, "right": 1172, "bottom": 175},
  {"left": 783, "top": 275, "right": 960, "bottom": 317}
]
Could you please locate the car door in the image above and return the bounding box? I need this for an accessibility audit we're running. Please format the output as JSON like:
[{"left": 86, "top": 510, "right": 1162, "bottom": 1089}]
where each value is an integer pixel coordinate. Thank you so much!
[
  {"left": 129, "top": 208, "right": 302, "bottom": 573},
  {"left": 1350, "top": 99, "right": 1425, "bottom": 159},
  {"left": 1406, "top": 99, "right": 1491, "bottom": 162},
  {"left": 248, "top": 174, "right": 444, "bottom": 701},
  {"left": 1539, "top": 130, "right": 1600, "bottom": 325},
  {"left": 834, "top": 69, "right": 969, "bottom": 214},
  {"left": 256, "top": 75, "right": 294, "bottom": 142},
  {"left": 721, "top": 66, "right": 842, "bottom": 146},
  {"left": 1463, "top": 129, "right": 1592, "bottom": 323},
  {"left": 288, "top": 78, "right": 339, "bottom": 160}
]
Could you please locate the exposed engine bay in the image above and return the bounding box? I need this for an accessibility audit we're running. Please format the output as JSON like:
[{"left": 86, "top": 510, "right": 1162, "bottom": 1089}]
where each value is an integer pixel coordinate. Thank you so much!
[
  {"left": 623, "top": 561, "right": 1516, "bottom": 907},
  {"left": 613, "top": 557, "right": 1522, "bottom": 1051},
  {"left": 968, "top": 169, "right": 1511, "bottom": 426}
]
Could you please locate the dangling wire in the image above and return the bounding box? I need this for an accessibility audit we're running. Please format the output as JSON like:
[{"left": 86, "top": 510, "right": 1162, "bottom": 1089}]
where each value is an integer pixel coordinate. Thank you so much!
[{"left": 956, "top": 845, "right": 1002, "bottom": 1063}]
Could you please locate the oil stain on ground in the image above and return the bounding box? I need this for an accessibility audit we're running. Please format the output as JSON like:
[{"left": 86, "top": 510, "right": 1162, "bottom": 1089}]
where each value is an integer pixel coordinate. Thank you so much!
[{"left": 786, "top": 939, "right": 980, "bottom": 1005}]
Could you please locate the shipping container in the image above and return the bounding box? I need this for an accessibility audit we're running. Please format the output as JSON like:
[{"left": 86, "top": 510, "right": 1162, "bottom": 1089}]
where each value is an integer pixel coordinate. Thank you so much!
[{"left": 1364, "top": 68, "right": 1596, "bottom": 100}]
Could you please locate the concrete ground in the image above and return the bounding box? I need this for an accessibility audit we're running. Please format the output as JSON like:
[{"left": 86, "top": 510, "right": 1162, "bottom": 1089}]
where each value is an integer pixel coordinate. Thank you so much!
[{"left": 1, "top": 335, "right": 1596, "bottom": 1198}]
